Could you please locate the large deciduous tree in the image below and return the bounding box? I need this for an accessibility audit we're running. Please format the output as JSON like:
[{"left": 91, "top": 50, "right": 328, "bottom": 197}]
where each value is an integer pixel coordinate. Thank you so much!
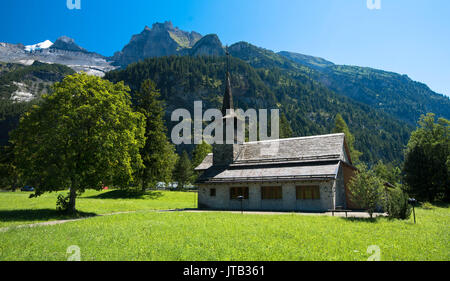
[
  {"left": 11, "top": 73, "right": 146, "bottom": 213},
  {"left": 403, "top": 113, "right": 449, "bottom": 202}
]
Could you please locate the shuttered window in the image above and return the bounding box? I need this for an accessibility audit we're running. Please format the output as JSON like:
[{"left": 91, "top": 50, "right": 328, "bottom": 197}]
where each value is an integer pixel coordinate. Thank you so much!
[
  {"left": 261, "top": 186, "right": 282, "bottom": 199},
  {"left": 296, "top": 186, "right": 320, "bottom": 200},
  {"left": 230, "top": 187, "right": 249, "bottom": 199}
]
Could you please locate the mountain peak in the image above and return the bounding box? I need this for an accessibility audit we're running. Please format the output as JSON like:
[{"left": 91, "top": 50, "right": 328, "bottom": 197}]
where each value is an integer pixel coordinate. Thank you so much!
[
  {"left": 51, "top": 36, "right": 88, "bottom": 53},
  {"left": 151, "top": 21, "right": 174, "bottom": 30},
  {"left": 190, "top": 34, "right": 225, "bottom": 56},
  {"left": 113, "top": 21, "right": 204, "bottom": 66}
]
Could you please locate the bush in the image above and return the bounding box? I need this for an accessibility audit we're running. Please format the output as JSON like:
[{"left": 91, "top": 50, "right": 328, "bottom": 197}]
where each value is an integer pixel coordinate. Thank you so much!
[
  {"left": 385, "top": 187, "right": 412, "bottom": 219},
  {"left": 348, "top": 163, "right": 385, "bottom": 218}
]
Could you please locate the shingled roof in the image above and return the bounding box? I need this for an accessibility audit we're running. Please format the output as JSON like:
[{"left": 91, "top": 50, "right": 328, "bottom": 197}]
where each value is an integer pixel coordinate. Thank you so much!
[
  {"left": 235, "top": 133, "right": 350, "bottom": 163},
  {"left": 195, "top": 133, "right": 354, "bottom": 183}
]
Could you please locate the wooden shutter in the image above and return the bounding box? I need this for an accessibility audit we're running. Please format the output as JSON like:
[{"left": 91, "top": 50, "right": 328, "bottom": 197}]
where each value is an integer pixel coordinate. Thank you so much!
[
  {"left": 296, "top": 186, "right": 320, "bottom": 200},
  {"left": 261, "top": 186, "right": 282, "bottom": 199}
]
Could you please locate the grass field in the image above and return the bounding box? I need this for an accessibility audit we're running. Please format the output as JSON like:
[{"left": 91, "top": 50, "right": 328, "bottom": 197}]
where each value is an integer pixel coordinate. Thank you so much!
[
  {"left": 0, "top": 190, "right": 449, "bottom": 261},
  {"left": 0, "top": 189, "right": 197, "bottom": 228}
]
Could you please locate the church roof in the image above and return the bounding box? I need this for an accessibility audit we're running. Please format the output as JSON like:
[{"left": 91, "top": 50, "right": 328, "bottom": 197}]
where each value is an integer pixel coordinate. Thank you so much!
[
  {"left": 197, "top": 161, "right": 340, "bottom": 183},
  {"left": 195, "top": 153, "right": 213, "bottom": 170},
  {"left": 195, "top": 133, "right": 355, "bottom": 183},
  {"left": 235, "top": 133, "right": 350, "bottom": 164}
]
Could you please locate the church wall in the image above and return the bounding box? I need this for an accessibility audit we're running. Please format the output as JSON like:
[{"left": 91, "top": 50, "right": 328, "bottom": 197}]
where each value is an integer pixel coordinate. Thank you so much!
[{"left": 197, "top": 180, "right": 337, "bottom": 212}]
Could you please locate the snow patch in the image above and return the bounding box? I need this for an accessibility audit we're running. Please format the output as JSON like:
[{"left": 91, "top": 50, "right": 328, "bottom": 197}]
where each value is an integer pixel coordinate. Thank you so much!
[{"left": 25, "top": 40, "right": 53, "bottom": 52}]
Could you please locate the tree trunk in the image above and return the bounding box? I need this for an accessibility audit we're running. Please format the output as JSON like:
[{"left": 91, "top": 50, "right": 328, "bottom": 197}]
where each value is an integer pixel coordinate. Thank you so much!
[{"left": 68, "top": 186, "right": 77, "bottom": 213}]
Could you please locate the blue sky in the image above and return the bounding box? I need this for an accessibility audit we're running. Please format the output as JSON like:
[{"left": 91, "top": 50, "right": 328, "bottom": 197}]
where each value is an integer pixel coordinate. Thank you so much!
[{"left": 1, "top": 0, "right": 450, "bottom": 96}]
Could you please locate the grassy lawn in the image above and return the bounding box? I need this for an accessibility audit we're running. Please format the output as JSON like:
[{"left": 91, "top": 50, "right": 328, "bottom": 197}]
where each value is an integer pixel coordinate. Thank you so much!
[
  {"left": 0, "top": 189, "right": 197, "bottom": 228},
  {"left": 0, "top": 189, "right": 449, "bottom": 261}
]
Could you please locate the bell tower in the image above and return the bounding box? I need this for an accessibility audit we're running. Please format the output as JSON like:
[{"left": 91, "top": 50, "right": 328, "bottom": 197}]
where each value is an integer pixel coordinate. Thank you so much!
[{"left": 213, "top": 47, "right": 242, "bottom": 166}]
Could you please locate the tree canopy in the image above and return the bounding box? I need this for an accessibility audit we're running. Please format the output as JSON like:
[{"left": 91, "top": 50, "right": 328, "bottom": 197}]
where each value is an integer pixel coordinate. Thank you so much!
[{"left": 403, "top": 113, "right": 449, "bottom": 202}]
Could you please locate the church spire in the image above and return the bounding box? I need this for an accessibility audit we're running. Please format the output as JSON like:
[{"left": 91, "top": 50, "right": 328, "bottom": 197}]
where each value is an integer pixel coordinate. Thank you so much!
[{"left": 222, "top": 46, "right": 234, "bottom": 115}]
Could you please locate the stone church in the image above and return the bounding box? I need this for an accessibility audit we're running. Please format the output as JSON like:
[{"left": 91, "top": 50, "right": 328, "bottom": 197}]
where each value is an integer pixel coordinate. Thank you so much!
[{"left": 194, "top": 52, "right": 357, "bottom": 212}]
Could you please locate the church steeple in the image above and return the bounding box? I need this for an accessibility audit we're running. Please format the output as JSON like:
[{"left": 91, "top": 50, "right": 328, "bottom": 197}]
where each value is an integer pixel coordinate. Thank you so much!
[
  {"left": 222, "top": 46, "right": 234, "bottom": 115},
  {"left": 213, "top": 46, "right": 241, "bottom": 166}
]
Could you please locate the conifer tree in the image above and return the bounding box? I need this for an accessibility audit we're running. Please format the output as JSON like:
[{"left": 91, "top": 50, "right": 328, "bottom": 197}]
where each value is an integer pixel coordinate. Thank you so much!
[
  {"left": 134, "top": 80, "right": 177, "bottom": 191},
  {"left": 173, "top": 150, "right": 193, "bottom": 190}
]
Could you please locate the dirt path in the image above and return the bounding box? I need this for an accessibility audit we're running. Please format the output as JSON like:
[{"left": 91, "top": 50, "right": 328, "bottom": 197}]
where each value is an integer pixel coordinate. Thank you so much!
[{"left": 0, "top": 210, "right": 140, "bottom": 233}]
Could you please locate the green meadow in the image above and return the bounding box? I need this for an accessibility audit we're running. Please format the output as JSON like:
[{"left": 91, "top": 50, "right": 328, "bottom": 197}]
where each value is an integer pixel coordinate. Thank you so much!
[
  {"left": 0, "top": 190, "right": 448, "bottom": 261},
  {"left": 0, "top": 189, "right": 197, "bottom": 228}
]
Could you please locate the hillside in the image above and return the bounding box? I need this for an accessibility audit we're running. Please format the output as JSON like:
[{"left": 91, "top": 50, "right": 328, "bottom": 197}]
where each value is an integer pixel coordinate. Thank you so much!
[
  {"left": 226, "top": 43, "right": 449, "bottom": 126},
  {"left": 105, "top": 56, "right": 413, "bottom": 164},
  {"left": 277, "top": 51, "right": 334, "bottom": 70},
  {"left": 278, "top": 51, "right": 450, "bottom": 125},
  {"left": 318, "top": 65, "right": 450, "bottom": 125},
  {"left": 0, "top": 61, "right": 74, "bottom": 145},
  {"left": 0, "top": 61, "right": 74, "bottom": 101}
]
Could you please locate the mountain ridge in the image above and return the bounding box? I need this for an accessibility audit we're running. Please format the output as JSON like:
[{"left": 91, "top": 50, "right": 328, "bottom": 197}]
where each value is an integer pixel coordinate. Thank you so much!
[{"left": 0, "top": 36, "right": 117, "bottom": 77}]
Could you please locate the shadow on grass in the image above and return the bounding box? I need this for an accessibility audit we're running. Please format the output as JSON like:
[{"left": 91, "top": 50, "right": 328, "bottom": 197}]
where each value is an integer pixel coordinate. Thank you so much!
[
  {"left": 0, "top": 209, "right": 97, "bottom": 223},
  {"left": 84, "top": 189, "right": 164, "bottom": 200}
]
